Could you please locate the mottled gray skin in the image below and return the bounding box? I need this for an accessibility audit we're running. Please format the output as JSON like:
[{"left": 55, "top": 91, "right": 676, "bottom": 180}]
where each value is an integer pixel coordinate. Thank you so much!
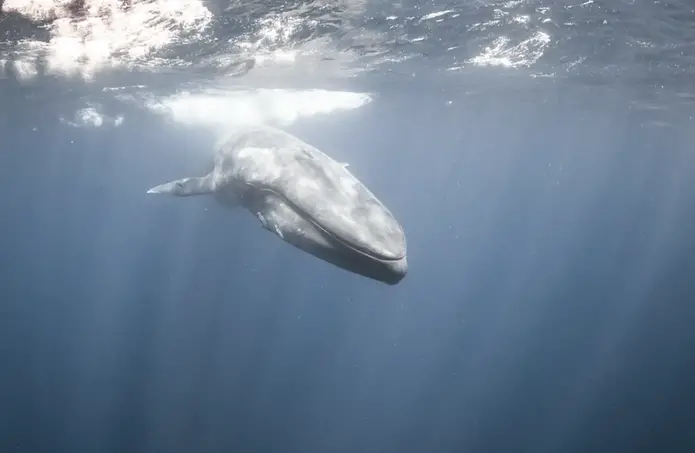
[{"left": 147, "top": 126, "right": 407, "bottom": 285}]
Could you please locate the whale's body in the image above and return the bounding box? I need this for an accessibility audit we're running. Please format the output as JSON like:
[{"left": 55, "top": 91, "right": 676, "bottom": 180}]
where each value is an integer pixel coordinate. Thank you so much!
[{"left": 147, "top": 126, "right": 407, "bottom": 285}]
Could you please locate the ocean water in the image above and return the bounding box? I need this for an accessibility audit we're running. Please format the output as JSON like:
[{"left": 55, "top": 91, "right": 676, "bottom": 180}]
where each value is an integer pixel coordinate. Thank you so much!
[{"left": 1, "top": 1, "right": 694, "bottom": 452}]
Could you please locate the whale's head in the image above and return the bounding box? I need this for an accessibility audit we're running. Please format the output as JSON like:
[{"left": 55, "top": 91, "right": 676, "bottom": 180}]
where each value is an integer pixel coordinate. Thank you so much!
[{"left": 246, "top": 187, "right": 408, "bottom": 285}]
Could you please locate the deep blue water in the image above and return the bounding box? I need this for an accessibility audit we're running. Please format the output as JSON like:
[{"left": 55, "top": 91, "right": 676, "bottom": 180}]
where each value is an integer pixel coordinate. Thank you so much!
[{"left": 2, "top": 1, "right": 695, "bottom": 452}]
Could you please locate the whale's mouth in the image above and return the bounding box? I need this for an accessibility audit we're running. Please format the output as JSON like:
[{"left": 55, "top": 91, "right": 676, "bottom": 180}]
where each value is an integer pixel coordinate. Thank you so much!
[
  {"left": 306, "top": 213, "right": 402, "bottom": 263},
  {"left": 254, "top": 185, "right": 404, "bottom": 263}
]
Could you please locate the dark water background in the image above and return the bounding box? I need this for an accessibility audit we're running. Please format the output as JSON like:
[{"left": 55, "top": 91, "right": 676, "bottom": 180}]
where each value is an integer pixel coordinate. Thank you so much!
[{"left": 2, "top": 1, "right": 695, "bottom": 452}]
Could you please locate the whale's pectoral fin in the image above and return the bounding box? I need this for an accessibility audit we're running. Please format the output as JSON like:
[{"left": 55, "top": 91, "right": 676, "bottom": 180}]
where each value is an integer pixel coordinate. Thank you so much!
[
  {"left": 147, "top": 174, "right": 214, "bottom": 197},
  {"left": 256, "top": 212, "right": 284, "bottom": 239},
  {"left": 256, "top": 212, "right": 269, "bottom": 229}
]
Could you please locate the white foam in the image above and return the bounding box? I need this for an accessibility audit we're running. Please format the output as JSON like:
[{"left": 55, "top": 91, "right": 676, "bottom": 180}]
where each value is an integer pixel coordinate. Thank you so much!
[
  {"left": 467, "top": 31, "right": 551, "bottom": 69},
  {"left": 143, "top": 88, "right": 372, "bottom": 133},
  {"left": 3, "top": 0, "right": 213, "bottom": 80},
  {"left": 419, "top": 10, "right": 455, "bottom": 23},
  {"left": 60, "top": 105, "right": 124, "bottom": 128}
]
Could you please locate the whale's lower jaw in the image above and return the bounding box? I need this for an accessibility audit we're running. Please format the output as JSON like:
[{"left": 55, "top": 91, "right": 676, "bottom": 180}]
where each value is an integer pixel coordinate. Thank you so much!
[{"left": 284, "top": 228, "right": 408, "bottom": 285}]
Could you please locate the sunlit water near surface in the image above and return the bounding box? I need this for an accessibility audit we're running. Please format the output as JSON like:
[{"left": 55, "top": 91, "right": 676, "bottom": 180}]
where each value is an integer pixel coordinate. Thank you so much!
[{"left": 1, "top": 1, "right": 695, "bottom": 452}]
